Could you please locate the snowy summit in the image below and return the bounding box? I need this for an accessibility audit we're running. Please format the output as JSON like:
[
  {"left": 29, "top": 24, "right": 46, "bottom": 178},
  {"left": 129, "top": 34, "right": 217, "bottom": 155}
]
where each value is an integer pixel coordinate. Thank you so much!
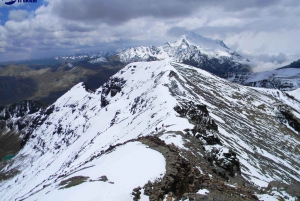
[{"left": 117, "top": 32, "right": 252, "bottom": 76}]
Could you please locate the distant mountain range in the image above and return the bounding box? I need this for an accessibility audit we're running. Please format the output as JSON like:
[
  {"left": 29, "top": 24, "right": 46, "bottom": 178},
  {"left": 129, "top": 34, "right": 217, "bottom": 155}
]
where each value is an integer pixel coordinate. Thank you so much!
[
  {"left": 0, "top": 32, "right": 299, "bottom": 108},
  {"left": 116, "top": 32, "right": 252, "bottom": 76},
  {"left": 226, "top": 59, "right": 300, "bottom": 91},
  {"left": 53, "top": 35, "right": 300, "bottom": 92},
  {"left": 73, "top": 32, "right": 252, "bottom": 76},
  {"left": 0, "top": 32, "right": 253, "bottom": 107}
]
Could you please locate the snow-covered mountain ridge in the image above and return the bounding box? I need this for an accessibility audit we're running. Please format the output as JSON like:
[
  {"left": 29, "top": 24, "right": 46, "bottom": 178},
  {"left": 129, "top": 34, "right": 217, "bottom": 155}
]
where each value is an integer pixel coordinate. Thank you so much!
[
  {"left": 227, "top": 67, "right": 300, "bottom": 91},
  {"left": 56, "top": 33, "right": 252, "bottom": 76},
  {"left": 0, "top": 60, "right": 299, "bottom": 200},
  {"left": 117, "top": 33, "right": 252, "bottom": 76}
]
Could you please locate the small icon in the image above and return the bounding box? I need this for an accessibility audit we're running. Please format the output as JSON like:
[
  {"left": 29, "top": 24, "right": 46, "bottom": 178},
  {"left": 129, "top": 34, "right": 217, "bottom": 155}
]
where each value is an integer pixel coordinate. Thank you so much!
[{"left": 5, "top": 0, "right": 16, "bottom": 5}]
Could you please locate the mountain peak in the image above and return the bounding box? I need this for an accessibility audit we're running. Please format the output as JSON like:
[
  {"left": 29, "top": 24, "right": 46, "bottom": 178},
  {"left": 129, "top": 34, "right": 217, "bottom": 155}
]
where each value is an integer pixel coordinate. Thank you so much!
[
  {"left": 180, "top": 32, "right": 229, "bottom": 50},
  {"left": 116, "top": 32, "right": 251, "bottom": 75}
]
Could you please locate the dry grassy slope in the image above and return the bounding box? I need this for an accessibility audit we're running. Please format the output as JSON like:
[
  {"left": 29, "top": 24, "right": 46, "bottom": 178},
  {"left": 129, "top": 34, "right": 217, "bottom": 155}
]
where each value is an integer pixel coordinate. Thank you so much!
[
  {"left": 0, "top": 63, "right": 123, "bottom": 106},
  {"left": 0, "top": 65, "right": 48, "bottom": 77},
  {"left": 27, "top": 66, "right": 96, "bottom": 99}
]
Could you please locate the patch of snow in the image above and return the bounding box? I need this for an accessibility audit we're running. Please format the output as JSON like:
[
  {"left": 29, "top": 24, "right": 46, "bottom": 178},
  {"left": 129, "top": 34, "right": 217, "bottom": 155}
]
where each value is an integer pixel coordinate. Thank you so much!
[
  {"left": 197, "top": 189, "right": 209, "bottom": 195},
  {"left": 23, "top": 142, "right": 166, "bottom": 201},
  {"left": 256, "top": 194, "right": 281, "bottom": 201},
  {"left": 159, "top": 133, "right": 188, "bottom": 150},
  {"left": 225, "top": 183, "right": 237, "bottom": 188},
  {"left": 210, "top": 113, "right": 225, "bottom": 124},
  {"left": 89, "top": 57, "right": 107, "bottom": 64}
]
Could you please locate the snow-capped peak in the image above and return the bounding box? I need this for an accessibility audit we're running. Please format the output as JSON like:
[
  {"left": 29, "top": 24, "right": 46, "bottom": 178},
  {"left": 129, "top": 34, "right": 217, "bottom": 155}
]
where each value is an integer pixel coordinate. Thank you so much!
[
  {"left": 179, "top": 32, "right": 229, "bottom": 50},
  {"left": 117, "top": 33, "right": 252, "bottom": 75}
]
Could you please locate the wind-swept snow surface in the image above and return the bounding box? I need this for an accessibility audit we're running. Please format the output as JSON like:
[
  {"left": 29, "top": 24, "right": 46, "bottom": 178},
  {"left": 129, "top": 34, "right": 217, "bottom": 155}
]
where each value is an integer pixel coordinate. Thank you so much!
[{"left": 0, "top": 60, "right": 299, "bottom": 200}]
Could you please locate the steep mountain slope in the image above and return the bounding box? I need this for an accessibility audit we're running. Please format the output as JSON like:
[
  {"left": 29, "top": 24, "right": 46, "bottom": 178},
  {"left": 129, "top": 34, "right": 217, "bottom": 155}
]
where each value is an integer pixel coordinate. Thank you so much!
[
  {"left": 227, "top": 59, "right": 300, "bottom": 91},
  {"left": 0, "top": 101, "right": 44, "bottom": 161},
  {"left": 279, "top": 59, "right": 300, "bottom": 70},
  {"left": 0, "top": 60, "right": 299, "bottom": 200},
  {"left": 116, "top": 33, "right": 252, "bottom": 76}
]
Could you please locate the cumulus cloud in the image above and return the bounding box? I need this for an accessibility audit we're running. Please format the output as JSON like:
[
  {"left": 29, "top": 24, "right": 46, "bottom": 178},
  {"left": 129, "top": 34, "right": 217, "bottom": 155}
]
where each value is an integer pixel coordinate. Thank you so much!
[
  {"left": 256, "top": 53, "right": 287, "bottom": 64},
  {"left": 233, "top": 50, "right": 298, "bottom": 72},
  {"left": 47, "top": 0, "right": 287, "bottom": 24},
  {"left": 8, "top": 10, "right": 29, "bottom": 22},
  {"left": 49, "top": 0, "right": 202, "bottom": 24},
  {"left": 0, "top": 0, "right": 300, "bottom": 67}
]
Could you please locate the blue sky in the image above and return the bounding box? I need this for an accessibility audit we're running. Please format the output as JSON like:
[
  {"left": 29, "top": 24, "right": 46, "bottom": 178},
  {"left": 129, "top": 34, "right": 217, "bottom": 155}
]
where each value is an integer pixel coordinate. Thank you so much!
[
  {"left": 0, "top": 0, "right": 45, "bottom": 25},
  {"left": 0, "top": 0, "right": 300, "bottom": 72}
]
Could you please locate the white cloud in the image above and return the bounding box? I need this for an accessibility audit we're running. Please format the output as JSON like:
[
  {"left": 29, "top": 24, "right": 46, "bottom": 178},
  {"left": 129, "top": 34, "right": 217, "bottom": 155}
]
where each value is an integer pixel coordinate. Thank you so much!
[
  {"left": 207, "top": 18, "right": 244, "bottom": 27},
  {"left": 0, "top": 0, "right": 300, "bottom": 66},
  {"left": 175, "top": 17, "right": 208, "bottom": 30},
  {"left": 8, "top": 9, "right": 29, "bottom": 22},
  {"left": 252, "top": 61, "right": 288, "bottom": 72}
]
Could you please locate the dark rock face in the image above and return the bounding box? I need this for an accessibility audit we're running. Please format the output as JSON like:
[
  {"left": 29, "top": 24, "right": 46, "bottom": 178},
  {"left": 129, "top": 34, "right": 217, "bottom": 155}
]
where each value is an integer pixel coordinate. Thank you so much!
[
  {"left": 243, "top": 79, "right": 295, "bottom": 91},
  {"left": 59, "top": 176, "right": 89, "bottom": 189},
  {"left": 174, "top": 102, "right": 218, "bottom": 131},
  {"left": 140, "top": 136, "right": 202, "bottom": 200},
  {"left": 140, "top": 136, "right": 254, "bottom": 201},
  {"left": 174, "top": 102, "right": 220, "bottom": 145},
  {"left": 132, "top": 186, "right": 142, "bottom": 201},
  {"left": 81, "top": 82, "right": 95, "bottom": 93},
  {"left": 0, "top": 108, "right": 10, "bottom": 121},
  {"left": 110, "top": 110, "right": 120, "bottom": 127},
  {"left": 20, "top": 105, "right": 54, "bottom": 148},
  {"left": 100, "top": 77, "right": 126, "bottom": 107},
  {"left": 279, "top": 109, "right": 300, "bottom": 133},
  {"left": 278, "top": 59, "right": 300, "bottom": 69},
  {"left": 174, "top": 101, "right": 241, "bottom": 180},
  {"left": 0, "top": 100, "right": 45, "bottom": 158},
  {"left": 0, "top": 100, "right": 43, "bottom": 120},
  {"left": 207, "top": 148, "right": 241, "bottom": 179}
]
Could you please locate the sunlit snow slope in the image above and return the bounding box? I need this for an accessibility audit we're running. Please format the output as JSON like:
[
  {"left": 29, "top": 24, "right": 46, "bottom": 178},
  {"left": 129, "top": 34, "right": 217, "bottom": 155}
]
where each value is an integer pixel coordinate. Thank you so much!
[
  {"left": 0, "top": 60, "right": 299, "bottom": 200},
  {"left": 288, "top": 88, "right": 300, "bottom": 101}
]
